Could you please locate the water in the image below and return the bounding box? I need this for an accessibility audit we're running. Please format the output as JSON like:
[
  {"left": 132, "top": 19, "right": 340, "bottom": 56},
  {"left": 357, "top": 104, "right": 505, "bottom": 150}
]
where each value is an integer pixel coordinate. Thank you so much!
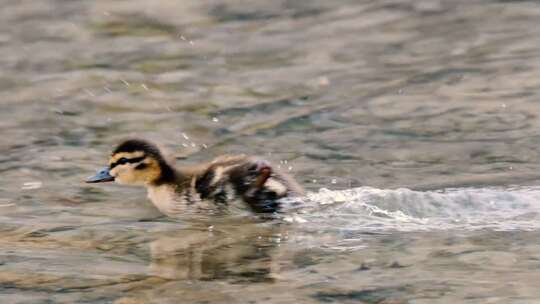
[{"left": 2, "top": 0, "right": 540, "bottom": 303}]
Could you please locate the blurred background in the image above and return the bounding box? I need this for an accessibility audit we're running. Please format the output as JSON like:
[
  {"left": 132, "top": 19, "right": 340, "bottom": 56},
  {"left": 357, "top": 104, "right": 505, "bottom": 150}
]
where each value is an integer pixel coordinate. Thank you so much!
[{"left": 3, "top": 1, "right": 540, "bottom": 303}]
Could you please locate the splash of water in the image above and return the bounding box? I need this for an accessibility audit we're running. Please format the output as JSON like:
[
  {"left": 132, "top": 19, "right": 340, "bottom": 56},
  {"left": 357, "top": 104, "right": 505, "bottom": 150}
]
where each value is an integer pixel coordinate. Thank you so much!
[{"left": 284, "top": 186, "right": 540, "bottom": 232}]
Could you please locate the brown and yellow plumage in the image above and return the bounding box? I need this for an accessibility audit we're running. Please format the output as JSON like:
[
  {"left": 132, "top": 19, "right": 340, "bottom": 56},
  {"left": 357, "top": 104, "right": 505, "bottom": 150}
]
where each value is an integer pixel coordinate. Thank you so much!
[{"left": 87, "top": 139, "right": 304, "bottom": 215}]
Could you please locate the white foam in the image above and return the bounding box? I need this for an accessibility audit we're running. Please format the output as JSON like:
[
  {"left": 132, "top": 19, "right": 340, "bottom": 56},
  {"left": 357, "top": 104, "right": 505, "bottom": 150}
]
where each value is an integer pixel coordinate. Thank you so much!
[{"left": 286, "top": 186, "right": 540, "bottom": 232}]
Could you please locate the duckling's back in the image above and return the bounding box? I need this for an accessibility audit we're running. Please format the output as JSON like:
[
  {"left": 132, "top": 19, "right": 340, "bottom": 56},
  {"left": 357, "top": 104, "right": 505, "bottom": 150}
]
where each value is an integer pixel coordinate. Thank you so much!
[{"left": 191, "top": 155, "right": 304, "bottom": 213}]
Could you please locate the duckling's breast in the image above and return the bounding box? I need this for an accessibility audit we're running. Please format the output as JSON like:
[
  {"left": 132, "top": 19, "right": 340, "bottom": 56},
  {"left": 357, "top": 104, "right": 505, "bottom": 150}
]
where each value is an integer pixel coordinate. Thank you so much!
[{"left": 147, "top": 184, "right": 190, "bottom": 215}]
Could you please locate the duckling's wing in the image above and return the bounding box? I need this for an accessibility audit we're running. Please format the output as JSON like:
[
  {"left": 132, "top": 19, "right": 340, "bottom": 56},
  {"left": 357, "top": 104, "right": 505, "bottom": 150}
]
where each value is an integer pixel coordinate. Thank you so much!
[
  {"left": 193, "top": 157, "right": 248, "bottom": 202},
  {"left": 191, "top": 155, "right": 304, "bottom": 212},
  {"left": 226, "top": 159, "right": 304, "bottom": 212}
]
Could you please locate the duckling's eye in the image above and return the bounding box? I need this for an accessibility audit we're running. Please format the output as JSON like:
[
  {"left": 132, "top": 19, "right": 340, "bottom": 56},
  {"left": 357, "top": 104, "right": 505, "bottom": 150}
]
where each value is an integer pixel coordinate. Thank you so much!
[{"left": 117, "top": 157, "right": 128, "bottom": 165}]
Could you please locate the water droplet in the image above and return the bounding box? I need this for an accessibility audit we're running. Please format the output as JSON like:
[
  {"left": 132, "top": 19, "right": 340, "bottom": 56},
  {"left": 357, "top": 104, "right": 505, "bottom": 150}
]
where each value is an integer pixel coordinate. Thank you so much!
[
  {"left": 331, "top": 179, "right": 337, "bottom": 184},
  {"left": 286, "top": 214, "right": 307, "bottom": 223},
  {"left": 141, "top": 84, "right": 149, "bottom": 90},
  {"left": 0, "top": 202, "right": 14, "bottom": 208},
  {"left": 182, "top": 143, "right": 188, "bottom": 147},
  {"left": 120, "top": 79, "right": 130, "bottom": 86},
  {"left": 202, "top": 144, "right": 208, "bottom": 149},
  {"left": 212, "top": 117, "right": 219, "bottom": 123},
  {"left": 208, "top": 225, "right": 214, "bottom": 231},
  {"left": 312, "top": 179, "right": 317, "bottom": 183},
  {"left": 181, "top": 133, "right": 190, "bottom": 140},
  {"left": 288, "top": 166, "right": 293, "bottom": 171},
  {"left": 83, "top": 89, "right": 95, "bottom": 97},
  {"left": 501, "top": 103, "right": 507, "bottom": 108},
  {"left": 189, "top": 40, "right": 195, "bottom": 45},
  {"left": 318, "top": 76, "right": 329, "bottom": 86},
  {"left": 22, "top": 181, "right": 42, "bottom": 190},
  {"left": 0, "top": 198, "right": 12, "bottom": 205}
]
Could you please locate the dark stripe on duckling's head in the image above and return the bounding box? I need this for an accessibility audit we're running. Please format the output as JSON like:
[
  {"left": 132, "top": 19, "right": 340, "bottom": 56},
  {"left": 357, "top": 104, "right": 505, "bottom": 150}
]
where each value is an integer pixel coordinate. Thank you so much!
[
  {"left": 109, "top": 155, "right": 146, "bottom": 169},
  {"left": 135, "top": 163, "right": 148, "bottom": 170}
]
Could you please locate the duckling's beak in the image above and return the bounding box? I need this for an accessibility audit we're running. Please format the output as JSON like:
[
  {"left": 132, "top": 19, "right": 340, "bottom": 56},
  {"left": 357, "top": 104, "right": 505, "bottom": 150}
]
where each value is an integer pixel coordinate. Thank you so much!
[{"left": 86, "top": 167, "right": 114, "bottom": 183}]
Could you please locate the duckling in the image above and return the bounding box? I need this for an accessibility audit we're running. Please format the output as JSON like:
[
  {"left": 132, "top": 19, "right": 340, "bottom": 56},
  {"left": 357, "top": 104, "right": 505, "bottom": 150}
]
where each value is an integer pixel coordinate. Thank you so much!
[{"left": 86, "top": 139, "right": 304, "bottom": 215}]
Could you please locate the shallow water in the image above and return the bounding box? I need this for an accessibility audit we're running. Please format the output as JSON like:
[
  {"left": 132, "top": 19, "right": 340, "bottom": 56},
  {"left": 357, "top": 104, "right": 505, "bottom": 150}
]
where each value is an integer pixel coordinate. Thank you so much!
[{"left": 3, "top": 0, "right": 540, "bottom": 303}]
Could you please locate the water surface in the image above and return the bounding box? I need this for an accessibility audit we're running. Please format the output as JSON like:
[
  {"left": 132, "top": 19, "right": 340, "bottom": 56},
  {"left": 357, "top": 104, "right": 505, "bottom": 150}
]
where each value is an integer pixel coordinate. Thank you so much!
[{"left": 2, "top": 0, "right": 540, "bottom": 303}]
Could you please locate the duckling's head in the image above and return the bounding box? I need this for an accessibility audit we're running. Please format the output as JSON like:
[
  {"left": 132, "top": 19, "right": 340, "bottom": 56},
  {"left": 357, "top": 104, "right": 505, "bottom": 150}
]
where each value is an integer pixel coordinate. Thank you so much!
[{"left": 86, "top": 139, "right": 173, "bottom": 186}]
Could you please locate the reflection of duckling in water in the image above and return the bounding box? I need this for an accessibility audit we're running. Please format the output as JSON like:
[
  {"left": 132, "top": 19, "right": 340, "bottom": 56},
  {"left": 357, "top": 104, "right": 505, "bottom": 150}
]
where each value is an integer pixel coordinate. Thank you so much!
[
  {"left": 86, "top": 139, "right": 304, "bottom": 215},
  {"left": 148, "top": 223, "right": 285, "bottom": 281}
]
